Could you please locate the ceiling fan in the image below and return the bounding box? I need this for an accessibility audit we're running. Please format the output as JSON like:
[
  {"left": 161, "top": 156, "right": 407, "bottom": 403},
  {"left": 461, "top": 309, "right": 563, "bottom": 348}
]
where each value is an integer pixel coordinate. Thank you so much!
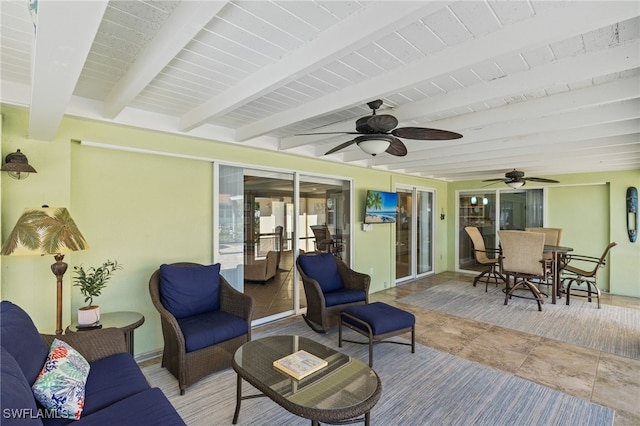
[
  {"left": 483, "top": 169, "right": 559, "bottom": 188},
  {"left": 297, "top": 100, "right": 463, "bottom": 157}
]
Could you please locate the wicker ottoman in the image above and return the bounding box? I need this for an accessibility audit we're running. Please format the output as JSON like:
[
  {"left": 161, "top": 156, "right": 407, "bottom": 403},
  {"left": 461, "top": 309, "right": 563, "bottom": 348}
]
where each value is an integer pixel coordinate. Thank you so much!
[{"left": 339, "top": 302, "right": 415, "bottom": 367}]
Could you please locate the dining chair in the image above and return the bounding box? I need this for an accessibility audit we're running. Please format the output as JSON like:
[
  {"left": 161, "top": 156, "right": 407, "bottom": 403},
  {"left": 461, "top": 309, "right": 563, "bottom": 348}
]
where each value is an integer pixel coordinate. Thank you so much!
[
  {"left": 560, "top": 242, "right": 617, "bottom": 309},
  {"left": 310, "top": 225, "right": 343, "bottom": 257},
  {"left": 525, "top": 227, "right": 563, "bottom": 291},
  {"left": 464, "top": 226, "right": 506, "bottom": 291},
  {"left": 497, "top": 230, "right": 547, "bottom": 311}
]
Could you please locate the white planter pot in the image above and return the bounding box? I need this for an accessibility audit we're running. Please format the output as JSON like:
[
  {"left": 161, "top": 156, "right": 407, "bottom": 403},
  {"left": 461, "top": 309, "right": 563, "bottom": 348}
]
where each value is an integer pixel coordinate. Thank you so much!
[{"left": 78, "top": 306, "right": 100, "bottom": 325}]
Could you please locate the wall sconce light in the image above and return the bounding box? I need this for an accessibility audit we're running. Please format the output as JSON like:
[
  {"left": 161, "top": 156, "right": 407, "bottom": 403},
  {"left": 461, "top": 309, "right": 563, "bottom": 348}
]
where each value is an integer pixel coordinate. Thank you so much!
[
  {"left": 440, "top": 209, "right": 445, "bottom": 220},
  {"left": 470, "top": 196, "right": 477, "bottom": 206},
  {"left": 1, "top": 149, "right": 37, "bottom": 180}
]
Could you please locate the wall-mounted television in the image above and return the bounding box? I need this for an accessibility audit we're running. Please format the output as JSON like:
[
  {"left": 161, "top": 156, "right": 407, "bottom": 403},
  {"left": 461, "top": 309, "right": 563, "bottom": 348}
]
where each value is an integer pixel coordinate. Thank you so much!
[{"left": 364, "top": 190, "right": 398, "bottom": 224}]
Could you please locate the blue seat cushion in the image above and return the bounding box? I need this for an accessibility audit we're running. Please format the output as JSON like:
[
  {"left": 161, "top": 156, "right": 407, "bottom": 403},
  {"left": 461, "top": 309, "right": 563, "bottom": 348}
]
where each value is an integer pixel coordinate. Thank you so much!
[
  {"left": 69, "top": 388, "right": 186, "bottom": 426},
  {"left": 38, "top": 352, "right": 151, "bottom": 426},
  {"left": 298, "top": 253, "right": 344, "bottom": 293},
  {"left": 1, "top": 346, "right": 43, "bottom": 426},
  {"left": 177, "top": 310, "right": 248, "bottom": 353},
  {"left": 159, "top": 263, "right": 221, "bottom": 319},
  {"left": 0, "top": 301, "right": 49, "bottom": 385},
  {"left": 82, "top": 353, "right": 151, "bottom": 416},
  {"left": 324, "top": 289, "right": 366, "bottom": 307},
  {"left": 342, "top": 302, "right": 415, "bottom": 335}
]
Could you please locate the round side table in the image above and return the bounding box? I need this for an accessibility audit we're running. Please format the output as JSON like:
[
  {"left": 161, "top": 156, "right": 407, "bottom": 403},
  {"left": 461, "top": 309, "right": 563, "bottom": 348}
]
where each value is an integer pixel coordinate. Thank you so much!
[{"left": 66, "top": 311, "right": 144, "bottom": 356}]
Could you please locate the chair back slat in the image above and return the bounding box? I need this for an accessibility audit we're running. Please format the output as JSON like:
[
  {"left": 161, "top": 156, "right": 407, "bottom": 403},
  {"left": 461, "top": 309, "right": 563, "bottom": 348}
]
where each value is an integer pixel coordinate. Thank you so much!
[
  {"left": 498, "top": 230, "right": 545, "bottom": 276},
  {"left": 464, "top": 226, "right": 491, "bottom": 263}
]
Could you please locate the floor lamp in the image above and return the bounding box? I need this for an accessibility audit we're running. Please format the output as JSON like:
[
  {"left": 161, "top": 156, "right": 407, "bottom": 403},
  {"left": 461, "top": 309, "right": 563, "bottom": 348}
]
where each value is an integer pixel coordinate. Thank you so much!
[{"left": 1, "top": 207, "right": 89, "bottom": 334}]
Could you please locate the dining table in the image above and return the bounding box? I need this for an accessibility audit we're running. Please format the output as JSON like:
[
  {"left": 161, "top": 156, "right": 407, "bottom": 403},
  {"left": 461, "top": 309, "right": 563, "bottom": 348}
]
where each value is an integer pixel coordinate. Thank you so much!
[{"left": 543, "top": 244, "right": 573, "bottom": 304}]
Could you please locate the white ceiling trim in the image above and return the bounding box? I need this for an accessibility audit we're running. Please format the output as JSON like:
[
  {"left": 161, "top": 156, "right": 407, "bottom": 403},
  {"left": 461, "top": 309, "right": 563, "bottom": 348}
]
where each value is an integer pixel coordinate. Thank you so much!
[
  {"left": 235, "top": 1, "right": 638, "bottom": 141},
  {"left": 280, "top": 41, "right": 639, "bottom": 151},
  {"left": 103, "top": 1, "right": 228, "bottom": 119},
  {"left": 28, "top": 0, "right": 108, "bottom": 140},
  {"left": 178, "top": 1, "right": 447, "bottom": 133}
]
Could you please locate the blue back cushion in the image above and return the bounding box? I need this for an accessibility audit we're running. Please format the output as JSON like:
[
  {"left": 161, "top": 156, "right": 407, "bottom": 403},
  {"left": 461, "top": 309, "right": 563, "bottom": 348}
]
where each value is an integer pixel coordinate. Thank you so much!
[
  {"left": 0, "top": 301, "right": 49, "bottom": 385},
  {"left": 0, "top": 346, "right": 43, "bottom": 425},
  {"left": 159, "top": 263, "right": 221, "bottom": 319},
  {"left": 298, "top": 253, "right": 344, "bottom": 293}
]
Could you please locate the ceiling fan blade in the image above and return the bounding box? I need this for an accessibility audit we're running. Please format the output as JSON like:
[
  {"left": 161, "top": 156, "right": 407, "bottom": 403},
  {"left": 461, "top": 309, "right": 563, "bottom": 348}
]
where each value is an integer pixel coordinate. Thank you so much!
[
  {"left": 385, "top": 137, "right": 407, "bottom": 156},
  {"left": 482, "top": 178, "right": 509, "bottom": 182},
  {"left": 296, "top": 131, "right": 362, "bottom": 136},
  {"left": 524, "top": 177, "right": 560, "bottom": 183},
  {"left": 392, "top": 127, "right": 463, "bottom": 140},
  {"left": 367, "top": 114, "right": 398, "bottom": 132},
  {"left": 324, "top": 139, "right": 357, "bottom": 155}
]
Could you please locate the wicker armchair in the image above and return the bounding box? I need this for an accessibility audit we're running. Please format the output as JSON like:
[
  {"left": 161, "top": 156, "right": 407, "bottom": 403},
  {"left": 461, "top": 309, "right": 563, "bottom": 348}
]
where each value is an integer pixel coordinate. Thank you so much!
[
  {"left": 149, "top": 262, "right": 254, "bottom": 394},
  {"left": 296, "top": 252, "right": 369, "bottom": 333}
]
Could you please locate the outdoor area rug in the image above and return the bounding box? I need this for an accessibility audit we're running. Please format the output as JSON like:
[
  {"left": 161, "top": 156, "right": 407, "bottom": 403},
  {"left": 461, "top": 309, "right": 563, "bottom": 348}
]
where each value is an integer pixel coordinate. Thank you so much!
[
  {"left": 142, "top": 319, "right": 614, "bottom": 425},
  {"left": 398, "top": 280, "right": 640, "bottom": 360}
]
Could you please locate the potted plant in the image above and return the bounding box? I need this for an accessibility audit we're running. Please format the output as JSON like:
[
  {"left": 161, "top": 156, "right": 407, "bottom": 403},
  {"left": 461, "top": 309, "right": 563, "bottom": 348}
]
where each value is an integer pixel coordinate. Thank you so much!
[{"left": 73, "top": 260, "right": 123, "bottom": 325}]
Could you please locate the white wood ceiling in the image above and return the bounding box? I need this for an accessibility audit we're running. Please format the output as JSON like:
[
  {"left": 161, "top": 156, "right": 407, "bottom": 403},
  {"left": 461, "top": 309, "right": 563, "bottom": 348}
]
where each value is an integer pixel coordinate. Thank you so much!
[{"left": 1, "top": 0, "right": 638, "bottom": 182}]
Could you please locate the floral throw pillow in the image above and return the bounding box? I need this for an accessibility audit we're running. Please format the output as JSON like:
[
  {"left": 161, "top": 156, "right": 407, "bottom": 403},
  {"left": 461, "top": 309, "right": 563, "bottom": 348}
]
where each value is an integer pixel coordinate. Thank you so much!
[{"left": 32, "top": 338, "right": 90, "bottom": 420}]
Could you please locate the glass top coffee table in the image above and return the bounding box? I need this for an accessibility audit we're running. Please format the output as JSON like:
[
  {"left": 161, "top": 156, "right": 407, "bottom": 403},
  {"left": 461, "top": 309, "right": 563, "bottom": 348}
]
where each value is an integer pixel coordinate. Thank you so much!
[{"left": 232, "top": 335, "right": 381, "bottom": 425}]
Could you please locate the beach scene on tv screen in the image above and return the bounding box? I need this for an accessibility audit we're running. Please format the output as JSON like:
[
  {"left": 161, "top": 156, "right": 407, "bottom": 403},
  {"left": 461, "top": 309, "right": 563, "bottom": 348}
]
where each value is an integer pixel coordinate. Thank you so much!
[{"left": 365, "top": 191, "right": 397, "bottom": 223}]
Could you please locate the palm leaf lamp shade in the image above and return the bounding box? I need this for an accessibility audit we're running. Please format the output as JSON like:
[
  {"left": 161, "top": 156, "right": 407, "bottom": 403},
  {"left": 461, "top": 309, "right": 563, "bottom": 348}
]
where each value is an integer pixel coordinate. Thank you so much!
[{"left": 1, "top": 207, "right": 89, "bottom": 334}]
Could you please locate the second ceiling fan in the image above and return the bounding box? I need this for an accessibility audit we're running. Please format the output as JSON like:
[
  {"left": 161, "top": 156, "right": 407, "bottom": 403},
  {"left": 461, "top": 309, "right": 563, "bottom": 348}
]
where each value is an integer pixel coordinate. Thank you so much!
[
  {"left": 483, "top": 169, "right": 560, "bottom": 188},
  {"left": 297, "top": 100, "right": 463, "bottom": 157}
]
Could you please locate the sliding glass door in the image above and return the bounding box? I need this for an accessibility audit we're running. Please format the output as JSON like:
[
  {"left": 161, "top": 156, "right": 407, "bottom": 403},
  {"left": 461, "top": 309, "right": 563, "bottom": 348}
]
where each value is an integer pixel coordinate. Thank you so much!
[
  {"left": 218, "top": 165, "right": 351, "bottom": 323},
  {"left": 396, "top": 186, "right": 434, "bottom": 283},
  {"left": 458, "top": 188, "right": 544, "bottom": 271}
]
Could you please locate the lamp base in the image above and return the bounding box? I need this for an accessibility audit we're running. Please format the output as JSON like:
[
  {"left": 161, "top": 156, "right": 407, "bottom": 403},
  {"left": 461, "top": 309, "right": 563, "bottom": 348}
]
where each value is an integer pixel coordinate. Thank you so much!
[{"left": 51, "top": 254, "right": 68, "bottom": 335}]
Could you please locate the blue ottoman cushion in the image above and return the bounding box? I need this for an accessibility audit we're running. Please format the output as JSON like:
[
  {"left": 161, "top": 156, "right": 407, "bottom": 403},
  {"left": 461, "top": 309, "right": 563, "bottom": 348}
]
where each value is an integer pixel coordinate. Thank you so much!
[{"left": 342, "top": 302, "right": 415, "bottom": 335}]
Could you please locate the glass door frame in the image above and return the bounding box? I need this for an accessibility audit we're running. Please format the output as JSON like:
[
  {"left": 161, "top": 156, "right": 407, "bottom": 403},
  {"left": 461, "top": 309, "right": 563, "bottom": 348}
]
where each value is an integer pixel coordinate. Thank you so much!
[
  {"left": 455, "top": 187, "right": 549, "bottom": 273},
  {"left": 395, "top": 184, "right": 436, "bottom": 285},
  {"left": 214, "top": 161, "right": 354, "bottom": 327}
]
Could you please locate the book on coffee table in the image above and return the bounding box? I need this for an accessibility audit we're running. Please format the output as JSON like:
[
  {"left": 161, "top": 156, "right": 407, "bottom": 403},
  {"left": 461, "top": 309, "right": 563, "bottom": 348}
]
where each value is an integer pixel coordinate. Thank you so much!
[{"left": 273, "top": 350, "right": 328, "bottom": 380}]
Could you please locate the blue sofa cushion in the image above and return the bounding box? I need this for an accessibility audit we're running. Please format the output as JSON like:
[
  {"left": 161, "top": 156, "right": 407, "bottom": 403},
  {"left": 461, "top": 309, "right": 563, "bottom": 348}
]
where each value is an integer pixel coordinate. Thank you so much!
[
  {"left": 342, "top": 302, "right": 415, "bottom": 335},
  {"left": 177, "top": 310, "right": 248, "bottom": 353},
  {"left": 159, "top": 263, "right": 221, "bottom": 319},
  {"left": 1, "top": 346, "right": 43, "bottom": 426},
  {"left": 67, "top": 388, "right": 186, "bottom": 426},
  {"left": 83, "top": 353, "right": 151, "bottom": 416},
  {"left": 0, "top": 301, "right": 49, "bottom": 385},
  {"left": 324, "top": 289, "right": 366, "bottom": 307},
  {"left": 298, "top": 253, "right": 344, "bottom": 293},
  {"left": 38, "top": 353, "right": 152, "bottom": 426}
]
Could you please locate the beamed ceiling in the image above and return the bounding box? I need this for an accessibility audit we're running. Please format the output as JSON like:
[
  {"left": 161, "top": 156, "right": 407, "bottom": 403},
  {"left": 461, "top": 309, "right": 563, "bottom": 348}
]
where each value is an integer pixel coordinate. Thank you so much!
[{"left": 1, "top": 1, "right": 638, "bottom": 183}]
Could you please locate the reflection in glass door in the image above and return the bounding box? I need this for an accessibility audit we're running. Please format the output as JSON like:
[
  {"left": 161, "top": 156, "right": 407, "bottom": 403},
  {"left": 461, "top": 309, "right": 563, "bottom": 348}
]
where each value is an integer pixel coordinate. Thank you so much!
[
  {"left": 458, "top": 189, "right": 544, "bottom": 272},
  {"left": 396, "top": 187, "right": 434, "bottom": 282},
  {"left": 218, "top": 166, "right": 351, "bottom": 324},
  {"left": 458, "top": 192, "right": 497, "bottom": 272},
  {"left": 298, "top": 175, "right": 351, "bottom": 264}
]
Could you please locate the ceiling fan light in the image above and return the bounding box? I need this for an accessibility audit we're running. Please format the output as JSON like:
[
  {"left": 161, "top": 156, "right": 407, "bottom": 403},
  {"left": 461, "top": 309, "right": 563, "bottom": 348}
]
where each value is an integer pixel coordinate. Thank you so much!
[
  {"left": 507, "top": 180, "right": 525, "bottom": 189},
  {"left": 357, "top": 139, "right": 390, "bottom": 156}
]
